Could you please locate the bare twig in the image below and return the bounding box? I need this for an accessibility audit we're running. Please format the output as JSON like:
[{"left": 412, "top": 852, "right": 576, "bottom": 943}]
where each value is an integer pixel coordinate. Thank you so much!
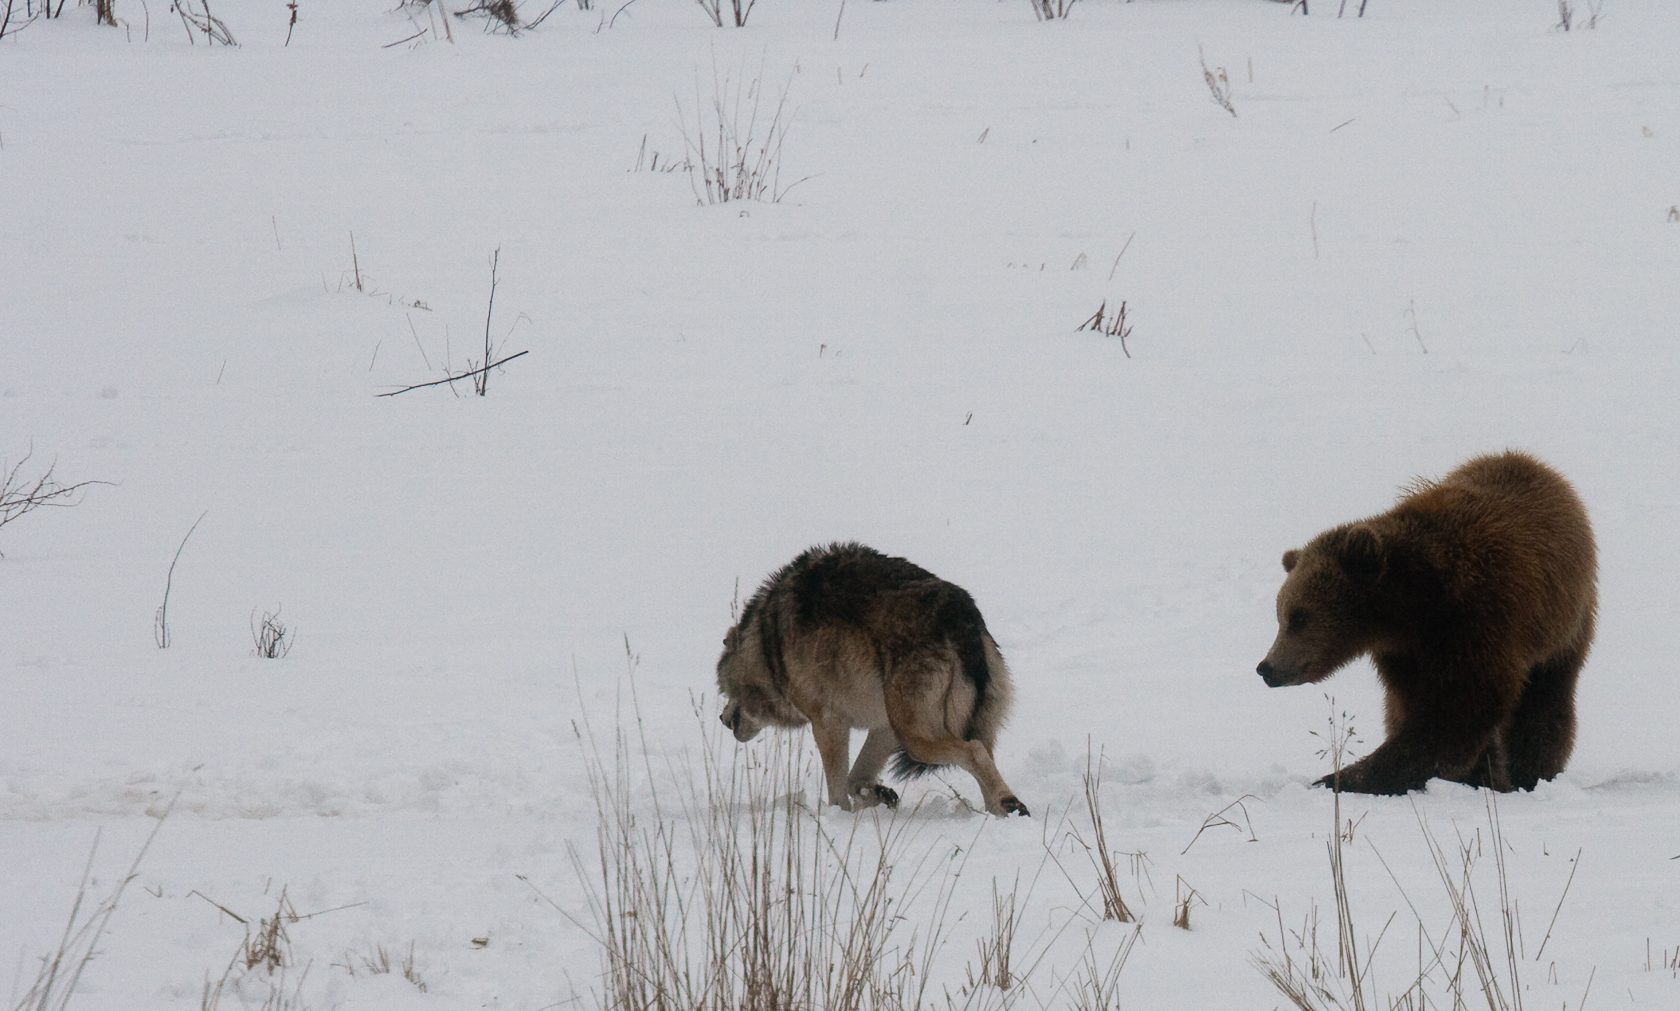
[
  {"left": 376, "top": 350, "right": 530, "bottom": 397},
  {"left": 475, "top": 248, "right": 501, "bottom": 396},
  {"left": 1, "top": 447, "right": 112, "bottom": 541},
  {"left": 155, "top": 511, "right": 207, "bottom": 649}
]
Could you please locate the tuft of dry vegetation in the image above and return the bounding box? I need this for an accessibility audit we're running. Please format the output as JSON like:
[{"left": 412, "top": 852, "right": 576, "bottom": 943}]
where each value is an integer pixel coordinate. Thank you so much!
[
  {"left": 1077, "top": 299, "right": 1134, "bottom": 358},
  {"left": 251, "top": 606, "right": 294, "bottom": 658},
  {"left": 456, "top": 0, "right": 521, "bottom": 34},
  {"left": 1031, "top": 0, "right": 1077, "bottom": 21},
  {"left": 1, "top": 447, "right": 110, "bottom": 547},
  {"left": 1199, "top": 47, "right": 1237, "bottom": 117},
  {"left": 678, "top": 56, "right": 808, "bottom": 206},
  {"left": 1069, "top": 745, "right": 1135, "bottom": 922},
  {"left": 173, "top": 0, "right": 236, "bottom": 45},
  {"left": 543, "top": 649, "right": 1141, "bottom": 1011},
  {"left": 545, "top": 691, "right": 962, "bottom": 1011},
  {"left": 694, "top": 0, "right": 753, "bottom": 28},
  {"left": 334, "top": 941, "right": 427, "bottom": 992}
]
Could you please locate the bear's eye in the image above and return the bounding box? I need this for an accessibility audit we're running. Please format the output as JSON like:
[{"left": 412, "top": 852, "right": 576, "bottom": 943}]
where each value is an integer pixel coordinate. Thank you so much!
[{"left": 1287, "top": 608, "right": 1310, "bottom": 634}]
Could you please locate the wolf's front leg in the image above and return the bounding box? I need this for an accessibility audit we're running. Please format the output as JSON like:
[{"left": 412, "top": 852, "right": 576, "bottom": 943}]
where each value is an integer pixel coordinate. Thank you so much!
[
  {"left": 845, "top": 727, "right": 901, "bottom": 810},
  {"left": 808, "top": 718, "right": 857, "bottom": 811}
]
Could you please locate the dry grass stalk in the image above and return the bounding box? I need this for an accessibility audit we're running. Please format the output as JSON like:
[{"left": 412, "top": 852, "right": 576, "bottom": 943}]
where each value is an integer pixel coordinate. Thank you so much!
[
  {"left": 1065, "top": 924, "right": 1141, "bottom": 1011},
  {"left": 13, "top": 801, "right": 174, "bottom": 1011},
  {"left": 1199, "top": 47, "right": 1237, "bottom": 117},
  {"left": 154, "top": 510, "right": 207, "bottom": 649},
  {"left": 1072, "top": 746, "right": 1134, "bottom": 922},
  {"left": 1171, "top": 875, "right": 1204, "bottom": 931},
  {"left": 974, "top": 876, "right": 1023, "bottom": 990},
  {"left": 1180, "top": 794, "right": 1259, "bottom": 855}
]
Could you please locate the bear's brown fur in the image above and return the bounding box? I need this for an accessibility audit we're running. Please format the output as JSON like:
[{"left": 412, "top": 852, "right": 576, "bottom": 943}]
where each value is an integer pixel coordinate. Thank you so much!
[{"left": 1257, "top": 451, "right": 1596, "bottom": 795}]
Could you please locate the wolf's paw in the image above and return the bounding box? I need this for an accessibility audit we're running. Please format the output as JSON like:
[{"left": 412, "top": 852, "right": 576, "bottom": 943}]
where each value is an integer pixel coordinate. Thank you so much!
[
  {"left": 999, "top": 795, "right": 1030, "bottom": 818},
  {"left": 849, "top": 782, "right": 899, "bottom": 810}
]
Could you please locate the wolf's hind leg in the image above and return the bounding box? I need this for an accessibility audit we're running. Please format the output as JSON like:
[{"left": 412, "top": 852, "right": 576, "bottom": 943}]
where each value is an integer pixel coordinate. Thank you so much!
[
  {"left": 893, "top": 731, "right": 1027, "bottom": 817},
  {"left": 846, "top": 727, "right": 901, "bottom": 810}
]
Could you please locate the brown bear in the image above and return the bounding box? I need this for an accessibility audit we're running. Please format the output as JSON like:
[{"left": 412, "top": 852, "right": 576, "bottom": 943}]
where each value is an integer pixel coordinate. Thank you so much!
[{"left": 1257, "top": 451, "right": 1596, "bottom": 795}]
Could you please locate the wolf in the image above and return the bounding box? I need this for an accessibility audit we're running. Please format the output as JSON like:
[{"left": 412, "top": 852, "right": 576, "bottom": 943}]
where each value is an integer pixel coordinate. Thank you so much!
[{"left": 716, "top": 542, "right": 1029, "bottom": 817}]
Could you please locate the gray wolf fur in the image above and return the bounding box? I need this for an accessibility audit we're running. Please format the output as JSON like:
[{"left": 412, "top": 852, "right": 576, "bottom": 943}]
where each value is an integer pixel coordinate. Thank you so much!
[{"left": 716, "top": 542, "right": 1028, "bottom": 817}]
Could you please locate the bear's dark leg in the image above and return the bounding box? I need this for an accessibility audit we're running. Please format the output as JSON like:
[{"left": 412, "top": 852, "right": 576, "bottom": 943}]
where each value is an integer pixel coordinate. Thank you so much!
[
  {"left": 1504, "top": 636, "right": 1588, "bottom": 790},
  {"left": 1318, "top": 674, "right": 1516, "bottom": 795},
  {"left": 1440, "top": 732, "right": 1510, "bottom": 790}
]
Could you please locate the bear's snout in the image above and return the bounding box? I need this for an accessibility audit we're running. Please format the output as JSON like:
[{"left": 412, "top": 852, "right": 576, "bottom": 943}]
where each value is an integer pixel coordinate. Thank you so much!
[{"left": 1256, "top": 660, "right": 1283, "bottom": 687}]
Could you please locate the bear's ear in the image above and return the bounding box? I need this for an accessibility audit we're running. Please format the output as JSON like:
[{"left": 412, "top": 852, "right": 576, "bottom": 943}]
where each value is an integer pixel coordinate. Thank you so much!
[
  {"left": 1281, "top": 549, "right": 1300, "bottom": 572},
  {"left": 1336, "top": 524, "right": 1385, "bottom": 580}
]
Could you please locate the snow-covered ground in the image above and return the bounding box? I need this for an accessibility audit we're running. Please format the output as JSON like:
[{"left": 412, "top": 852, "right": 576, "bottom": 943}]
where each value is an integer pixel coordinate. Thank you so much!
[{"left": 3, "top": 0, "right": 1678, "bottom": 1006}]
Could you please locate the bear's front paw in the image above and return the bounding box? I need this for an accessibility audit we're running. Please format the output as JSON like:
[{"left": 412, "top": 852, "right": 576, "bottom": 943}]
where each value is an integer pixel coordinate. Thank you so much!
[
  {"left": 1313, "top": 762, "right": 1420, "bottom": 796},
  {"left": 849, "top": 782, "right": 899, "bottom": 810}
]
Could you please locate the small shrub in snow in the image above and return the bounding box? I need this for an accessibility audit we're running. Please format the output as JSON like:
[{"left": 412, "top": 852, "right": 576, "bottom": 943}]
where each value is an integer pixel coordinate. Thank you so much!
[
  {"left": 679, "top": 58, "right": 806, "bottom": 206},
  {"left": 1031, "top": 0, "right": 1077, "bottom": 22},
  {"left": 694, "top": 0, "right": 753, "bottom": 28},
  {"left": 1555, "top": 0, "right": 1603, "bottom": 32},
  {"left": 251, "top": 606, "right": 294, "bottom": 658},
  {"left": 0, "top": 446, "right": 109, "bottom": 548},
  {"left": 174, "top": 0, "right": 236, "bottom": 45},
  {"left": 1078, "top": 298, "right": 1134, "bottom": 358},
  {"left": 0, "top": 0, "right": 37, "bottom": 40},
  {"left": 455, "top": 0, "right": 521, "bottom": 34}
]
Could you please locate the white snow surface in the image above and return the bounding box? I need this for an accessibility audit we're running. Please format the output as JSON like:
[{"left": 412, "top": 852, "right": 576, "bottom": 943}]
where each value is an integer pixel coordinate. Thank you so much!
[{"left": 3, "top": 0, "right": 1679, "bottom": 1007}]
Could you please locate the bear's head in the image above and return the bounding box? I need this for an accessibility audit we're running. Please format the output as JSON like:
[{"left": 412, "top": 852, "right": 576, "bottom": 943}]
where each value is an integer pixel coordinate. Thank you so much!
[
  {"left": 1257, "top": 523, "right": 1387, "bottom": 688},
  {"left": 716, "top": 614, "right": 806, "bottom": 742}
]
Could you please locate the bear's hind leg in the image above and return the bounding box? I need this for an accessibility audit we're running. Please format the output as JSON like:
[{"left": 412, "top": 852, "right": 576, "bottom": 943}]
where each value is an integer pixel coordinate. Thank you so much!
[{"left": 1504, "top": 640, "right": 1587, "bottom": 790}]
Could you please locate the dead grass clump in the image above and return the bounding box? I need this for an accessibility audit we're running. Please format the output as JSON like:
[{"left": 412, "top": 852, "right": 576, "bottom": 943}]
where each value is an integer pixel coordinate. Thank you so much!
[
  {"left": 456, "top": 0, "right": 521, "bottom": 33},
  {"left": 679, "top": 56, "right": 808, "bottom": 206},
  {"left": 334, "top": 941, "right": 427, "bottom": 992},
  {"left": 548, "top": 691, "right": 956, "bottom": 1011},
  {"left": 695, "top": 0, "right": 754, "bottom": 27},
  {"left": 251, "top": 606, "right": 294, "bottom": 658},
  {"left": 1077, "top": 300, "right": 1134, "bottom": 358},
  {"left": 1031, "top": 0, "right": 1077, "bottom": 21}
]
